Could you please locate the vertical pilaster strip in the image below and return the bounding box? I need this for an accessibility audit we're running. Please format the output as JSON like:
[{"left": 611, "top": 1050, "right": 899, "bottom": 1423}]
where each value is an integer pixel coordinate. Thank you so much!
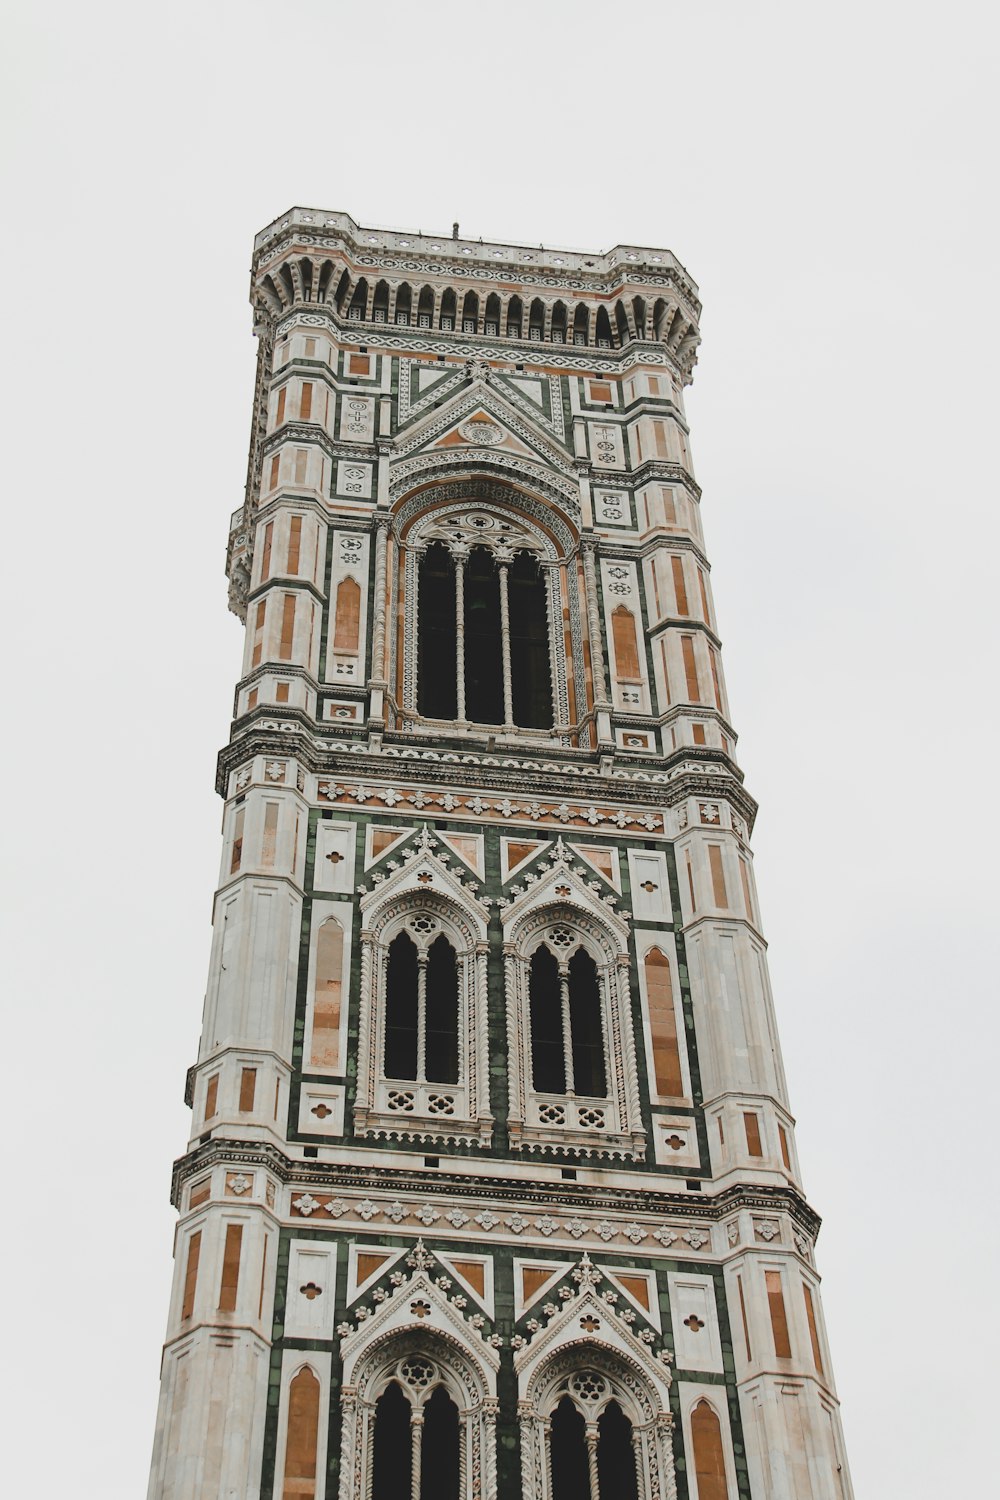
[
  {"left": 475, "top": 942, "right": 490, "bottom": 1129},
  {"left": 504, "top": 945, "right": 525, "bottom": 1141},
  {"left": 581, "top": 538, "right": 609, "bottom": 710},
  {"left": 355, "top": 933, "right": 376, "bottom": 1126},
  {"left": 369, "top": 513, "right": 390, "bottom": 690}
]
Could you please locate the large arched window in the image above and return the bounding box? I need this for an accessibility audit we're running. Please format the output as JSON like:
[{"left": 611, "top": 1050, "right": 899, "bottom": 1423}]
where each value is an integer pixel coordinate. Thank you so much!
[
  {"left": 504, "top": 903, "right": 645, "bottom": 1158},
  {"left": 416, "top": 542, "right": 553, "bottom": 730},
  {"left": 355, "top": 891, "right": 493, "bottom": 1145},
  {"left": 341, "top": 1334, "right": 496, "bottom": 1500},
  {"left": 370, "top": 1369, "right": 461, "bottom": 1500},
  {"left": 545, "top": 1372, "right": 641, "bottom": 1500},
  {"left": 384, "top": 930, "right": 459, "bottom": 1085},
  {"left": 417, "top": 542, "right": 457, "bottom": 720},
  {"left": 529, "top": 945, "right": 606, "bottom": 1099},
  {"left": 518, "top": 1339, "right": 679, "bottom": 1500}
]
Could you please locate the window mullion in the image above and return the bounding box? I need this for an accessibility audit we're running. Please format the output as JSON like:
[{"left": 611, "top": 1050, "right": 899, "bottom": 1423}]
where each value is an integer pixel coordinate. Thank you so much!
[
  {"left": 498, "top": 558, "right": 515, "bottom": 729},
  {"left": 410, "top": 1409, "right": 423, "bottom": 1500},
  {"left": 454, "top": 551, "right": 467, "bottom": 722},
  {"left": 416, "top": 952, "right": 429, "bottom": 1083},
  {"left": 586, "top": 1424, "right": 601, "bottom": 1500},
  {"left": 560, "top": 968, "right": 575, "bottom": 1095}
]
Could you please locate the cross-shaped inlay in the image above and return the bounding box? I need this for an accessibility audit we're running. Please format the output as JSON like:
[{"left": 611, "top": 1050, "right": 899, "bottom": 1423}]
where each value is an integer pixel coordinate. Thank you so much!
[
  {"left": 639, "top": 880, "right": 658, "bottom": 893},
  {"left": 410, "top": 1299, "right": 431, "bottom": 1318},
  {"left": 326, "top": 851, "right": 344, "bottom": 865},
  {"left": 311, "top": 1103, "right": 333, "bottom": 1119},
  {"left": 665, "top": 1134, "right": 685, "bottom": 1150},
  {"left": 579, "top": 1314, "right": 601, "bottom": 1333},
  {"left": 300, "top": 1282, "right": 323, "bottom": 1300},
  {"left": 683, "top": 1314, "right": 705, "bottom": 1332}
]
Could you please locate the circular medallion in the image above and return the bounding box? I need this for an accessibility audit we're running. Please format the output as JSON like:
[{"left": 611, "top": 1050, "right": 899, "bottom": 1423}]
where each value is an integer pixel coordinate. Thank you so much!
[{"left": 459, "top": 418, "right": 503, "bottom": 445}]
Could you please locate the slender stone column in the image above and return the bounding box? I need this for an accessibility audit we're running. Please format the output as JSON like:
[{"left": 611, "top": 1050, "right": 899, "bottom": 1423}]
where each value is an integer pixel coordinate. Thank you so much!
[
  {"left": 498, "top": 560, "right": 514, "bottom": 728},
  {"left": 632, "top": 1428, "right": 646, "bottom": 1500},
  {"left": 454, "top": 551, "right": 467, "bottom": 722},
  {"left": 410, "top": 1412, "right": 423, "bottom": 1500},
  {"left": 559, "top": 967, "right": 575, "bottom": 1096},
  {"left": 585, "top": 1426, "right": 600, "bottom": 1500},
  {"left": 416, "top": 950, "right": 429, "bottom": 1083}
]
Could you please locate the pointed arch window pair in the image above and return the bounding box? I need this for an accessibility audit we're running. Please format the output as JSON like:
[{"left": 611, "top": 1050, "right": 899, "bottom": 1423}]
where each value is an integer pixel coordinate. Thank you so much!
[
  {"left": 417, "top": 542, "right": 553, "bottom": 730},
  {"left": 384, "top": 930, "right": 459, "bottom": 1087},
  {"left": 550, "top": 1390, "right": 639, "bottom": 1500},
  {"left": 372, "top": 1378, "right": 460, "bottom": 1500},
  {"left": 529, "top": 944, "right": 606, "bottom": 1099}
]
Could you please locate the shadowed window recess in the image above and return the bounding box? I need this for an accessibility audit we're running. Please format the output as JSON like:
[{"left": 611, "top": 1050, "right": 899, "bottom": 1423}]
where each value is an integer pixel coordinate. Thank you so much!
[
  {"left": 529, "top": 943, "right": 607, "bottom": 1097},
  {"left": 549, "top": 1390, "right": 639, "bottom": 1500},
  {"left": 384, "top": 931, "right": 459, "bottom": 1085},
  {"left": 371, "top": 1375, "right": 460, "bottom": 1500},
  {"left": 417, "top": 543, "right": 552, "bottom": 728}
]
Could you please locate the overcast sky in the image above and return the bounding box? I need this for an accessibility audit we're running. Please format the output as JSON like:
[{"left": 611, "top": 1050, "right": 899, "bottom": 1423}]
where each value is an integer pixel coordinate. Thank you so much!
[{"left": 2, "top": 3, "right": 997, "bottom": 1494}]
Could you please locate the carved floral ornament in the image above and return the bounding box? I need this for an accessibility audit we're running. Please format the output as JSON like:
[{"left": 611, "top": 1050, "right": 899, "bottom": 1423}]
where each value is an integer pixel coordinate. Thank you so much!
[
  {"left": 326, "top": 1219, "right": 673, "bottom": 1500},
  {"left": 406, "top": 504, "right": 548, "bottom": 563},
  {"left": 458, "top": 418, "right": 504, "bottom": 446},
  {"left": 315, "top": 778, "right": 662, "bottom": 834},
  {"left": 288, "top": 1192, "right": 710, "bottom": 1254}
]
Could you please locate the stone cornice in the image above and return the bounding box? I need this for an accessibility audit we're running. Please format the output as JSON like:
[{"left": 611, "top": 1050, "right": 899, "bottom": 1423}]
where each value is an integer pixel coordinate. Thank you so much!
[
  {"left": 213, "top": 727, "right": 757, "bottom": 828},
  {"left": 252, "top": 207, "right": 701, "bottom": 311},
  {"left": 169, "top": 1136, "right": 820, "bottom": 1239}
]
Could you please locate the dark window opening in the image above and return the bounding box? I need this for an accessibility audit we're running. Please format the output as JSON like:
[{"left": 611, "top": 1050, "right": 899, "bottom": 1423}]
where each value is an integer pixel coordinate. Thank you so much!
[
  {"left": 418, "top": 544, "right": 457, "bottom": 719},
  {"left": 550, "top": 1396, "right": 588, "bottom": 1500},
  {"left": 425, "top": 933, "right": 459, "bottom": 1084},
  {"left": 569, "top": 948, "right": 606, "bottom": 1098},
  {"left": 417, "top": 538, "right": 553, "bottom": 731},
  {"left": 372, "top": 280, "right": 390, "bottom": 322},
  {"left": 509, "top": 551, "right": 552, "bottom": 728},
  {"left": 372, "top": 1382, "right": 411, "bottom": 1500},
  {"left": 347, "top": 277, "right": 369, "bottom": 320},
  {"left": 440, "top": 288, "right": 457, "bottom": 331},
  {"left": 384, "top": 932, "right": 418, "bottom": 1079},
  {"left": 530, "top": 943, "right": 607, "bottom": 1098},
  {"left": 421, "top": 1385, "right": 460, "bottom": 1500},
  {"left": 598, "top": 1400, "right": 638, "bottom": 1500},
  {"left": 529, "top": 945, "right": 565, "bottom": 1094},
  {"left": 464, "top": 547, "right": 503, "bottom": 725}
]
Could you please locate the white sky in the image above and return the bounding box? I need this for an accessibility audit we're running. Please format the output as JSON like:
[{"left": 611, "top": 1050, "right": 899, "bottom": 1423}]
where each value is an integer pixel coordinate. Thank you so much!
[{"left": 2, "top": 2, "right": 997, "bottom": 1494}]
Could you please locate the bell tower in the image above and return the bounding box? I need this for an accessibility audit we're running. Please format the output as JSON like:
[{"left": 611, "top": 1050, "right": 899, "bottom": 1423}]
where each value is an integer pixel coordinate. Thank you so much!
[{"left": 147, "top": 208, "right": 853, "bottom": 1500}]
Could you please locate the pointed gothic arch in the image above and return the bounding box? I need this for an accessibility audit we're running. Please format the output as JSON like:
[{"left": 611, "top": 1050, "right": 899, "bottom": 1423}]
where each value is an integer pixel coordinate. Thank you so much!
[
  {"left": 339, "top": 1325, "right": 498, "bottom": 1500},
  {"left": 390, "top": 481, "right": 583, "bottom": 745},
  {"left": 503, "top": 893, "right": 645, "bottom": 1159},
  {"left": 518, "top": 1340, "right": 675, "bottom": 1500},
  {"left": 354, "top": 869, "right": 493, "bottom": 1147}
]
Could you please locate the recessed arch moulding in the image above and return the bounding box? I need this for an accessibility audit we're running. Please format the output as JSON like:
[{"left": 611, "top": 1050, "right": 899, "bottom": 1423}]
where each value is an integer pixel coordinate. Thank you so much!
[{"left": 388, "top": 472, "right": 589, "bottom": 745}]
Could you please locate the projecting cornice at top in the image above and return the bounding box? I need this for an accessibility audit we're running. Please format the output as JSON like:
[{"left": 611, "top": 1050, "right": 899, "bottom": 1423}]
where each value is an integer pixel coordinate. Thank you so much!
[{"left": 254, "top": 207, "right": 701, "bottom": 312}]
